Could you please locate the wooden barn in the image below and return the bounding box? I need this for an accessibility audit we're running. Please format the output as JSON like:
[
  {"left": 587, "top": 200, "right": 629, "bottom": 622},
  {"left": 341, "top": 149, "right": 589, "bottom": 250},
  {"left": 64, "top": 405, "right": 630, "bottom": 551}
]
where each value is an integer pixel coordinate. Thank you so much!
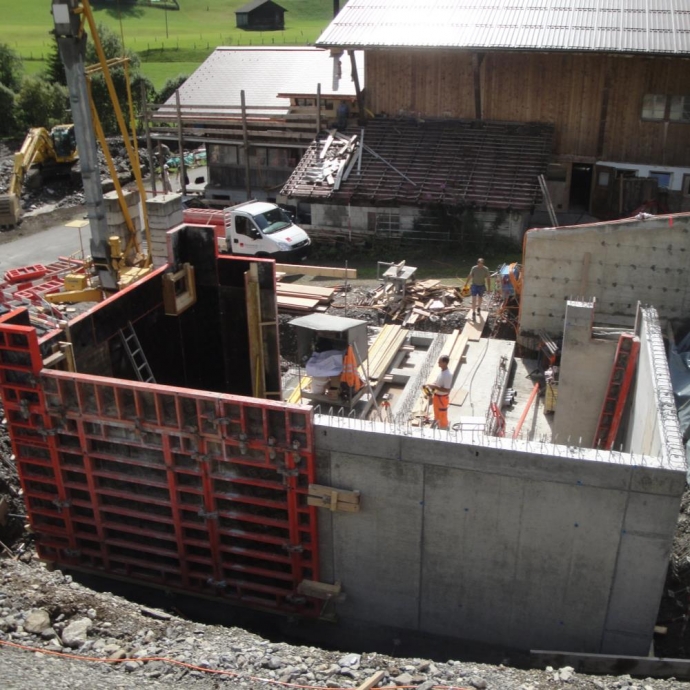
[
  {"left": 311, "top": 0, "right": 690, "bottom": 221},
  {"left": 235, "top": 0, "right": 286, "bottom": 31}
]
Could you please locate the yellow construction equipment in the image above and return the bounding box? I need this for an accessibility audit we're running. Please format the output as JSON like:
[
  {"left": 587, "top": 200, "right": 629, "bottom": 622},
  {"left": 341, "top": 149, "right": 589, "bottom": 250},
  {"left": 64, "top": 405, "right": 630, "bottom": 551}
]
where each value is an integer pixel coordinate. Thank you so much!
[
  {"left": 48, "top": 0, "right": 154, "bottom": 303},
  {"left": 0, "top": 125, "right": 78, "bottom": 227}
]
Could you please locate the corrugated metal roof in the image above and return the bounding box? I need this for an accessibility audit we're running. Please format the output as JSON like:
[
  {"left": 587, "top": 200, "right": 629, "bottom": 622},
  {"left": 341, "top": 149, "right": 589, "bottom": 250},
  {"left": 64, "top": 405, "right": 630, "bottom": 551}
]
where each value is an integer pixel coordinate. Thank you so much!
[
  {"left": 164, "top": 47, "right": 364, "bottom": 117},
  {"left": 316, "top": 0, "right": 690, "bottom": 55},
  {"left": 281, "top": 119, "right": 553, "bottom": 210}
]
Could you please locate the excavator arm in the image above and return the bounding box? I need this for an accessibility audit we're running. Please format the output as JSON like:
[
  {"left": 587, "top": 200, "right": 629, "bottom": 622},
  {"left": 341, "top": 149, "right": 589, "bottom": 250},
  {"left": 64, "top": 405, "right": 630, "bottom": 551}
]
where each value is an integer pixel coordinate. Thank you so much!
[{"left": 0, "top": 128, "right": 58, "bottom": 227}]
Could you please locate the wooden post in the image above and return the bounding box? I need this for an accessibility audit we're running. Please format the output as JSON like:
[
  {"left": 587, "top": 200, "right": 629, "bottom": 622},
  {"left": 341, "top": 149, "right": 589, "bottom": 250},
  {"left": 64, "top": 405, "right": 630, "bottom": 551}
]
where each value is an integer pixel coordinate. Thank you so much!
[
  {"left": 472, "top": 52, "right": 483, "bottom": 120},
  {"left": 348, "top": 50, "right": 365, "bottom": 122},
  {"left": 245, "top": 263, "right": 265, "bottom": 398},
  {"left": 142, "top": 81, "right": 157, "bottom": 197},
  {"left": 175, "top": 90, "right": 187, "bottom": 195},
  {"left": 596, "top": 58, "right": 612, "bottom": 159},
  {"left": 316, "top": 82, "right": 322, "bottom": 134},
  {"left": 241, "top": 89, "right": 252, "bottom": 199}
]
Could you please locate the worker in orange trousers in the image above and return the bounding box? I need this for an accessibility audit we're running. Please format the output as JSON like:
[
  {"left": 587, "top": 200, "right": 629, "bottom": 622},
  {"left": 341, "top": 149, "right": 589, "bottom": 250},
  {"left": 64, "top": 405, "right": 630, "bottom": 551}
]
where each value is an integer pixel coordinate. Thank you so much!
[{"left": 425, "top": 355, "right": 452, "bottom": 430}]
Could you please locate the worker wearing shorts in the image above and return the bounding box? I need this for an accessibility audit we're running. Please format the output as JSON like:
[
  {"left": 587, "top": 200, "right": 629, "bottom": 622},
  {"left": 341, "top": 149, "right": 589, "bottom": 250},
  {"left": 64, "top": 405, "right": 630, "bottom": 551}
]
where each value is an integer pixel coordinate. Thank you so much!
[
  {"left": 426, "top": 355, "right": 452, "bottom": 430},
  {"left": 464, "top": 258, "right": 491, "bottom": 318}
]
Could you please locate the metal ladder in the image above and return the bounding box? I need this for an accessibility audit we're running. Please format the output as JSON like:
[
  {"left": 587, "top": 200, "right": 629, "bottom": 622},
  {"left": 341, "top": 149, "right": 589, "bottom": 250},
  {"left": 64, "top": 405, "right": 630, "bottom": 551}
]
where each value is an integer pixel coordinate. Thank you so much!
[{"left": 120, "top": 321, "right": 155, "bottom": 383}]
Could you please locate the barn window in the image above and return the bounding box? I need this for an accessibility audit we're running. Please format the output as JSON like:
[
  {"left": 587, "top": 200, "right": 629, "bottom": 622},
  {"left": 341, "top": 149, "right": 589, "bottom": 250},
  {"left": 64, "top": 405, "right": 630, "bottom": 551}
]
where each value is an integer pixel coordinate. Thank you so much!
[
  {"left": 670, "top": 96, "right": 690, "bottom": 122},
  {"left": 641, "top": 94, "right": 667, "bottom": 120},
  {"left": 650, "top": 171, "right": 672, "bottom": 189},
  {"left": 642, "top": 94, "right": 690, "bottom": 123}
]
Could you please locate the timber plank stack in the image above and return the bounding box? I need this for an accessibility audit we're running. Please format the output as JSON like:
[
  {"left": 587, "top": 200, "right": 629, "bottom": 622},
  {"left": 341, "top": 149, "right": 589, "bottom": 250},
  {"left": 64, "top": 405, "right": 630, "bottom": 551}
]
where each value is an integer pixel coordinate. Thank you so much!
[
  {"left": 361, "top": 279, "right": 464, "bottom": 326},
  {"left": 357, "top": 324, "right": 406, "bottom": 383},
  {"left": 276, "top": 283, "right": 337, "bottom": 314}
]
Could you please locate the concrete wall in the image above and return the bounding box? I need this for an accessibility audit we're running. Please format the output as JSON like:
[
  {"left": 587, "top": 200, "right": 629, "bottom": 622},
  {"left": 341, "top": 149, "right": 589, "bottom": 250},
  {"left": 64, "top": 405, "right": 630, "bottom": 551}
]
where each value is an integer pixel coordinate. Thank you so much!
[
  {"left": 314, "top": 416, "right": 685, "bottom": 656},
  {"left": 519, "top": 213, "right": 690, "bottom": 339},
  {"left": 553, "top": 301, "right": 618, "bottom": 448},
  {"left": 626, "top": 307, "right": 686, "bottom": 464}
]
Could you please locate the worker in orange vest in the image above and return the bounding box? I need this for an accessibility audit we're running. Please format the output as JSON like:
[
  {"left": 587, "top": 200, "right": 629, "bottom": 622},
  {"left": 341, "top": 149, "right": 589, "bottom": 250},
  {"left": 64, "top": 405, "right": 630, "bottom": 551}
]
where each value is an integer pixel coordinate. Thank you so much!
[{"left": 424, "top": 355, "right": 452, "bottom": 430}]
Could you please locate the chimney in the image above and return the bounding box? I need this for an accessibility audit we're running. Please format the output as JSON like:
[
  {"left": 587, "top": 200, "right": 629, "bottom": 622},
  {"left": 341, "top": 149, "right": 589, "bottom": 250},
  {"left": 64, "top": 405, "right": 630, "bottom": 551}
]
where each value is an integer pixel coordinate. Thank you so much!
[{"left": 334, "top": 1, "right": 340, "bottom": 17}]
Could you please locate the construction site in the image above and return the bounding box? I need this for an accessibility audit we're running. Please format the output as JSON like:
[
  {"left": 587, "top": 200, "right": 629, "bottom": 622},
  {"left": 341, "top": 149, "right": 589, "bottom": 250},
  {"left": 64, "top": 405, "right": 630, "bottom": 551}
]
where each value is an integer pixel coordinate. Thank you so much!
[{"left": 2, "top": 1, "right": 690, "bottom": 688}]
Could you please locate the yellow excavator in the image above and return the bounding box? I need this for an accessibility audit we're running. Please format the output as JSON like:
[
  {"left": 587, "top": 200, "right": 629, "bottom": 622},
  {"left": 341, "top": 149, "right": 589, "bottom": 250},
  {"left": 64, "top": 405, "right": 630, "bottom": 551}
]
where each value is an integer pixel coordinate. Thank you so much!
[{"left": 0, "top": 124, "right": 78, "bottom": 228}]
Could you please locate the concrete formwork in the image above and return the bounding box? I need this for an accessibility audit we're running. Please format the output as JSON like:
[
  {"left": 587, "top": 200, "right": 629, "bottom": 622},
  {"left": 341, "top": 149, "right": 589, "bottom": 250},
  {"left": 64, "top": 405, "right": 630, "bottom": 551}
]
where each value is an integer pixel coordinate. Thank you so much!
[
  {"left": 0, "top": 213, "right": 685, "bottom": 658},
  {"left": 314, "top": 308, "right": 686, "bottom": 656},
  {"left": 519, "top": 212, "right": 690, "bottom": 340}
]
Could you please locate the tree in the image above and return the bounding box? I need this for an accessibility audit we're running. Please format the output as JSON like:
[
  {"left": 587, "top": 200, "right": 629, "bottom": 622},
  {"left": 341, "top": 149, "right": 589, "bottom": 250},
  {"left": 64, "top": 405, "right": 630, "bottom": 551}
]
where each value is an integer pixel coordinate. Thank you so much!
[
  {"left": 85, "top": 23, "right": 144, "bottom": 136},
  {"left": 0, "top": 43, "right": 23, "bottom": 92},
  {"left": 15, "top": 77, "right": 69, "bottom": 130},
  {"left": 158, "top": 74, "right": 189, "bottom": 104},
  {"left": 0, "top": 83, "right": 17, "bottom": 136},
  {"left": 45, "top": 37, "right": 67, "bottom": 87}
]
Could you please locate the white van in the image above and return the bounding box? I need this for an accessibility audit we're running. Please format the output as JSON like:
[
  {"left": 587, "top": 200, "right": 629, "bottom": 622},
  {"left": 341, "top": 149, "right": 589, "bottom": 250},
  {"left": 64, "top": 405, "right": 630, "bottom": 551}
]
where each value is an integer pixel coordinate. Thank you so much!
[
  {"left": 223, "top": 201, "right": 311, "bottom": 261},
  {"left": 183, "top": 201, "right": 311, "bottom": 262}
]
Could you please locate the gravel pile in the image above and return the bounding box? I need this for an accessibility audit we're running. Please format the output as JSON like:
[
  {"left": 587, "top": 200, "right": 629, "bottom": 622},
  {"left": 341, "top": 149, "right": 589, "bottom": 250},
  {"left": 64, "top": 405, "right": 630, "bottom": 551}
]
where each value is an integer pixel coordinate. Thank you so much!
[
  {"left": 0, "top": 556, "right": 685, "bottom": 690},
  {"left": 0, "top": 137, "right": 149, "bottom": 223}
]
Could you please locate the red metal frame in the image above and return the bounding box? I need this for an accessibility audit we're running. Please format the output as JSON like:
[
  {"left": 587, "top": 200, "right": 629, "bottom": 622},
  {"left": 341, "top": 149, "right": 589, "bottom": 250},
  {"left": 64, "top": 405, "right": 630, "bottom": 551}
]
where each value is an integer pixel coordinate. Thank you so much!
[
  {"left": 0, "top": 308, "right": 320, "bottom": 617},
  {"left": 593, "top": 333, "right": 640, "bottom": 450}
]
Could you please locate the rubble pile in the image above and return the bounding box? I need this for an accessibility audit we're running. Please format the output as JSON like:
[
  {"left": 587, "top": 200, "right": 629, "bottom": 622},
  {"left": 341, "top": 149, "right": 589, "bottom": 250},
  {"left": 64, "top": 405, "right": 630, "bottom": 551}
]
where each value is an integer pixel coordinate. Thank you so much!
[
  {"left": 0, "top": 138, "right": 150, "bottom": 223},
  {"left": 0, "top": 553, "right": 680, "bottom": 689}
]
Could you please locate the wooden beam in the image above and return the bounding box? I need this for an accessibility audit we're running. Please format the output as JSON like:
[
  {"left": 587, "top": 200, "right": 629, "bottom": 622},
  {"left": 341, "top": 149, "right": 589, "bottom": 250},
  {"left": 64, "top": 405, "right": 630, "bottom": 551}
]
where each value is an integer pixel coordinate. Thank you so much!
[
  {"left": 240, "top": 89, "right": 251, "bottom": 198},
  {"left": 356, "top": 671, "right": 385, "bottom": 690},
  {"left": 348, "top": 50, "right": 365, "bottom": 121},
  {"left": 275, "top": 263, "right": 357, "bottom": 279},
  {"left": 531, "top": 649, "right": 690, "bottom": 681},
  {"left": 464, "top": 311, "right": 488, "bottom": 341},
  {"left": 472, "top": 52, "right": 483, "bottom": 120}
]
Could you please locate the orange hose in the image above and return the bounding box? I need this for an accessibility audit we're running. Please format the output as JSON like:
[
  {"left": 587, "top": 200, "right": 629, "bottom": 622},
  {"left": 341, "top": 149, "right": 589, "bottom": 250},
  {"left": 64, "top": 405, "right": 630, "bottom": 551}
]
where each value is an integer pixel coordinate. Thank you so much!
[{"left": 512, "top": 381, "right": 540, "bottom": 439}]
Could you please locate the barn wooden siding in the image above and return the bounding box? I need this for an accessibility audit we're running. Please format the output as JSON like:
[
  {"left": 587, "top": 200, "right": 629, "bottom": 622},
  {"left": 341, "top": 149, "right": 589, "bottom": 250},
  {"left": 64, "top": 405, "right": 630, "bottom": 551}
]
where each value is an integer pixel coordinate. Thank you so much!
[{"left": 366, "top": 50, "right": 690, "bottom": 166}]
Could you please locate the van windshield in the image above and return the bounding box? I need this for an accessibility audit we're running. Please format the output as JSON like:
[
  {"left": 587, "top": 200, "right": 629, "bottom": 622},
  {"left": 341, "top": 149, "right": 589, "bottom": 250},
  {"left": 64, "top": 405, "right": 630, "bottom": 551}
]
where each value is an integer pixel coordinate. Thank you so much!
[{"left": 251, "top": 207, "right": 292, "bottom": 235}]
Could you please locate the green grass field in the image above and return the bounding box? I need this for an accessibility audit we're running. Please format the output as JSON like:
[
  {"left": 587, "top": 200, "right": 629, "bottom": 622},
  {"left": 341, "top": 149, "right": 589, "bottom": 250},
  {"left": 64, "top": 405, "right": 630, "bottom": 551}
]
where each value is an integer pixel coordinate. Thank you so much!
[{"left": 0, "top": 0, "right": 333, "bottom": 90}]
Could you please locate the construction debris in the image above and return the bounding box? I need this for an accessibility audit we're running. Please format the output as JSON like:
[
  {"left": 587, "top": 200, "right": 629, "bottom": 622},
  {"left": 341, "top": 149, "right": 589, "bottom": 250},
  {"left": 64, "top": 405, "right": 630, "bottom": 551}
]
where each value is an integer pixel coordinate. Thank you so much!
[
  {"left": 302, "top": 129, "right": 360, "bottom": 190},
  {"left": 360, "top": 277, "right": 464, "bottom": 326}
]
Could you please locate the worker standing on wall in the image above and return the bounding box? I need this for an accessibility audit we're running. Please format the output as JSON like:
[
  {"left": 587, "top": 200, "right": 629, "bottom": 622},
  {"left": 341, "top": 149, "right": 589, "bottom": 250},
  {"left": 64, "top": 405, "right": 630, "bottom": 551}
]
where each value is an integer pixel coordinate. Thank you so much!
[
  {"left": 463, "top": 258, "right": 492, "bottom": 319},
  {"left": 425, "top": 355, "right": 452, "bottom": 430}
]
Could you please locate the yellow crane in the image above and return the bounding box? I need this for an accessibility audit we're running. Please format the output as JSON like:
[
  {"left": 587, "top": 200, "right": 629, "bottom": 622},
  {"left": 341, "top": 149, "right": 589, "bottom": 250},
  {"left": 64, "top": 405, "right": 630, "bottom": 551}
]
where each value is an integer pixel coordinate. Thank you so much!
[{"left": 47, "top": 0, "right": 153, "bottom": 302}]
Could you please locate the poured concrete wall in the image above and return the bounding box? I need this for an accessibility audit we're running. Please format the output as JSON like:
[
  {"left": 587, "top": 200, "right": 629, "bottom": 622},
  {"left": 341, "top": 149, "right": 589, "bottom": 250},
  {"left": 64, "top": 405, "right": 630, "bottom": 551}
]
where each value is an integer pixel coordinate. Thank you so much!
[
  {"left": 315, "top": 419, "right": 685, "bottom": 655},
  {"left": 626, "top": 307, "right": 686, "bottom": 463},
  {"left": 519, "top": 212, "right": 690, "bottom": 339},
  {"left": 553, "top": 301, "right": 617, "bottom": 447}
]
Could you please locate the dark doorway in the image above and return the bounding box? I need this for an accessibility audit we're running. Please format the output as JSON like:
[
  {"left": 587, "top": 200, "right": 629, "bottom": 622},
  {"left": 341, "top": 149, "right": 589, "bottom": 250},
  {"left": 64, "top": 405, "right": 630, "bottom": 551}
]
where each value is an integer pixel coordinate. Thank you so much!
[{"left": 569, "top": 164, "right": 593, "bottom": 211}]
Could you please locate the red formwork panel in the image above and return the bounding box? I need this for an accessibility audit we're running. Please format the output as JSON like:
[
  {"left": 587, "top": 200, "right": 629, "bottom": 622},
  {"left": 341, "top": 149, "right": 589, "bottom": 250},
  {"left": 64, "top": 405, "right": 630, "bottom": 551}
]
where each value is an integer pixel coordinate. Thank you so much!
[
  {"left": 0, "top": 311, "right": 321, "bottom": 616},
  {"left": 4, "top": 264, "right": 48, "bottom": 285}
]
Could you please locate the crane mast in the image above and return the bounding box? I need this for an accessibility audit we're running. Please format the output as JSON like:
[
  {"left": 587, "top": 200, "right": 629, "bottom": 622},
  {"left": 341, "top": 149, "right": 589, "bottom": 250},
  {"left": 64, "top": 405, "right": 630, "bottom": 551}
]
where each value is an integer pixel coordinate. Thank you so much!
[{"left": 52, "top": 0, "right": 117, "bottom": 289}]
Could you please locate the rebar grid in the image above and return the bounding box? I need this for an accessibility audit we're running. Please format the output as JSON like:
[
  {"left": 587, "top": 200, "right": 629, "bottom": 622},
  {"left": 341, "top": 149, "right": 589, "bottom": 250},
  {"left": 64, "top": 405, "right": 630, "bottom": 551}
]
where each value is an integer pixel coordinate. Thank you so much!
[
  {"left": 393, "top": 332, "right": 447, "bottom": 424},
  {"left": 641, "top": 307, "right": 687, "bottom": 472}
]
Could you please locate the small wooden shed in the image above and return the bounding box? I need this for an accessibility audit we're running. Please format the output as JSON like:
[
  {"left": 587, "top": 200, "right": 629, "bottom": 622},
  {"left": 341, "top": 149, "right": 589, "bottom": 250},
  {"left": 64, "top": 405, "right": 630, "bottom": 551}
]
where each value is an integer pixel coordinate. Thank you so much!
[{"left": 235, "top": 0, "right": 287, "bottom": 31}]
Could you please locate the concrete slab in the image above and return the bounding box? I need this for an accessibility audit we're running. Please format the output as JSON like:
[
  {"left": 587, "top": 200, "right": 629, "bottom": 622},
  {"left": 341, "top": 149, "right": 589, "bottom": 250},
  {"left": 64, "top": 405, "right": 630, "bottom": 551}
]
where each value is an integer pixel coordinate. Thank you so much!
[
  {"left": 448, "top": 338, "right": 516, "bottom": 425},
  {"left": 502, "top": 357, "right": 555, "bottom": 441}
]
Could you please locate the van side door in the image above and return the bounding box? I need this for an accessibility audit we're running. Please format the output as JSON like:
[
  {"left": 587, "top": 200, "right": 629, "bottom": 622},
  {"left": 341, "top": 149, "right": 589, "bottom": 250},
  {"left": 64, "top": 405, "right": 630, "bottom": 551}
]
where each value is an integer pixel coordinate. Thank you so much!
[{"left": 231, "top": 213, "right": 262, "bottom": 255}]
